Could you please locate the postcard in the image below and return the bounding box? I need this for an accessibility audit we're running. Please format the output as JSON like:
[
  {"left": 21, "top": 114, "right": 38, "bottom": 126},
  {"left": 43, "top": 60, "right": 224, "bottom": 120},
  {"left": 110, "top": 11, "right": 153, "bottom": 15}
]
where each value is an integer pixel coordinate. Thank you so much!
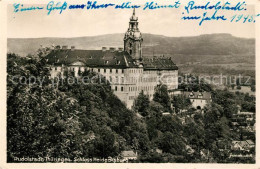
[{"left": 0, "top": 0, "right": 259, "bottom": 168}]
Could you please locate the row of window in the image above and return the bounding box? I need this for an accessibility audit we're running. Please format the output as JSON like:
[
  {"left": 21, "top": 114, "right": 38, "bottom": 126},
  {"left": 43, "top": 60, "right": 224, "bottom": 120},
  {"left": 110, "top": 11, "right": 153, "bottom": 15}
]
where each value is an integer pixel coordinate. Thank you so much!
[
  {"left": 106, "top": 77, "right": 156, "bottom": 84},
  {"left": 124, "top": 77, "right": 157, "bottom": 83},
  {"left": 129, "top": 86, "right": 155, "bottom": 92},
  {"left": 106, "top": 76, "right": 124, "bottom": 83},
  {"left": 113, "top": 85, "right": 155, "bottom": 92},
  {"left": 104, "top": 76, "right": 158, "bottom": 84},
  {"left": 114, "top": 86, "right": 124, "bottom": 92},
  {"left": 129, "top": 69, "right": 142, "bottom": 74},
  {"left": 190, "top": 99, "right": 205, "bottom": 103},
  {"left": 98, "top": 68, "right": 124, "bottom": 74},
  {"left": 54, "top": 67, "right": 147, "bottom": 75},
  {"left": 54, "top": 67, "right": 125, "bottom": 74}
]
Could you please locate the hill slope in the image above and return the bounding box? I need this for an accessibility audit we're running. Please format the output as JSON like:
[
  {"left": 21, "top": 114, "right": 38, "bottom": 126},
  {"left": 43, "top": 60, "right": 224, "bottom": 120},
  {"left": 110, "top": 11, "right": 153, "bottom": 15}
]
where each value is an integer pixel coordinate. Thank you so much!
[{"left": 8, "top": 33, "right": 255, "bottom": 64}]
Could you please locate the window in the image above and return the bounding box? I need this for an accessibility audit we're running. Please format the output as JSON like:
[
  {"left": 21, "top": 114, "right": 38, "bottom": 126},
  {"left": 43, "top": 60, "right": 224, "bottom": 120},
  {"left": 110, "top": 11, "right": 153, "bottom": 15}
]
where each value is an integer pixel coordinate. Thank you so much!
[
  {"left": 109, "top": 76, "right": 112, "bottom": 82},
  {"left": 121, "top": 87, "right": 124, "bottom": 91},
  {"left": 121, "top": 77, "right": 124, "bottom": 83},
  {"left": 55, "top": 67, "right": 57, "bottom": 71},
  {"left": 122, "top": 69, "right": 124, "bottom": 73},
  {"left": 116, "top": 69, "right": 118, "bottom": 73},
  {"left": 72, "top": 68, "right": 75, "bottom": 71},
  {"left": 98, "top": 69, "right": 100, "bottom": 72},
  {"left": 104, "top": 69, "right": 106, "bottom": 73},
  {"left": 110, "top": 69, "right": 112, "bottom": 73},
  {"left": 115, "top": 86, "right": 117, "bottom": 91}
]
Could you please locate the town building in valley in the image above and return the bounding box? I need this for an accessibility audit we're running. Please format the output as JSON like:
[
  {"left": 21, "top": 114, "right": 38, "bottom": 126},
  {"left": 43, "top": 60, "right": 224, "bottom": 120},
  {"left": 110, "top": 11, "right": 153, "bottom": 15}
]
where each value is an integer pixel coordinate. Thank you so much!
[
  {"left": 46, "top": 9, "right": 178, "bottom": 108},
  {"left": 182, "top": 91, "right": 212, "bottom": 110}
]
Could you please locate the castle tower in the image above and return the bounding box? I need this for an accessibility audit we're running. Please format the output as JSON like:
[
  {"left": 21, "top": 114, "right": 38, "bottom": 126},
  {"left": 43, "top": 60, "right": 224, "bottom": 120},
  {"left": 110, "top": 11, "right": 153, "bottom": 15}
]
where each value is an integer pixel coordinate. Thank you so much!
[{"left": 124, "top": 8, "right": 143, "bottom": 61}]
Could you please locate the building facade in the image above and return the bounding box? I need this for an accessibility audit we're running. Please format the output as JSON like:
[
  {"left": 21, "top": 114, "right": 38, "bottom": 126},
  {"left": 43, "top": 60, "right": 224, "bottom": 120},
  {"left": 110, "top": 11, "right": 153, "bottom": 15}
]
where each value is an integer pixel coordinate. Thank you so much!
[
  {"left": 46, "top": 9, "right": 178, "bottom": 109},
  {"left": 181, "top": 91, "right": 212, "bottom": 110}
]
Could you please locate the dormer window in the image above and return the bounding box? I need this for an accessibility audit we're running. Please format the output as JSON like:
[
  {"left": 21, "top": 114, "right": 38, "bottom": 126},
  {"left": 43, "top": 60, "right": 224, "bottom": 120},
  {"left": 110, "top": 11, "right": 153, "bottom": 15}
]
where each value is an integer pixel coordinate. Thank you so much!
[
  {"left": 189, "top": 93, "right": 194, "bottom": 98},
  {"left": 198, "top": 93, "right": 203, "bottom": 99},
  {"left": 116, "top": 60, "right": 120, "bottom": 65},
  {"left": 90, "top": 56, "right": 93, "bottom": 59},
  {"left": 105, "top": 60, "right": 109, "bottom": 64}
]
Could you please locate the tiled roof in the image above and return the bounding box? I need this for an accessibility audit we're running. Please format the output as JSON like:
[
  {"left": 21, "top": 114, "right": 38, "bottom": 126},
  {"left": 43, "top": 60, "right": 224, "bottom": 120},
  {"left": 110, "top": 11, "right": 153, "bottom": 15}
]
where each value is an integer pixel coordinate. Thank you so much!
[
  {"left": 143, "top": 57, "right": 178, "bottom": 70},
  {"left": 232, "top": 140, "right": 254, "bottom": 148},
  {"left": 46, "top": 49, "right": 137, "bottom": 68},
  {"left": 246, "top": 140, "right": 254, "bottom": 145},
  {"left": 45, "top": 49, "right": 178, "bottom": 70}
]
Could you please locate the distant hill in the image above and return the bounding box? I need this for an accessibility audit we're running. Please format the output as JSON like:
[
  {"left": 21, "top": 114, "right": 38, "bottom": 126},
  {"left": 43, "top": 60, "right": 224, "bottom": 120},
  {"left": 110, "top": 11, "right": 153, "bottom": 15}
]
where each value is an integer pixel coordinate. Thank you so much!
[{"left": 7, "top": 33, "right": 255, "bottom": 64}]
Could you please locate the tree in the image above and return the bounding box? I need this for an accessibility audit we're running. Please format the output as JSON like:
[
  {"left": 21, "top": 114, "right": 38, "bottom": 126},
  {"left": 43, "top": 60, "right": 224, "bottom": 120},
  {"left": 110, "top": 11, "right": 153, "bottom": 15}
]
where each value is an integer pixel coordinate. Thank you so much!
[
  {"left": 153, "top": 85, "right": 171, "bottom": 112},
  {"left": 158, "top": 132, "right": 185, "bottom": 155},
  {"left": 184, "top": 121, "right": 205, "bottom": 152},
  {"left": 7, "top": 53, "right": 85, "bottom": 161},
  {"left": 133, "top": 90, "right": 150, "bottom": 116},
  {"left": 251, "top": 85, "right": 255, "bottom": 92},
  {"left": 172, "top": 95, "right": 191, "bottom": 113}
]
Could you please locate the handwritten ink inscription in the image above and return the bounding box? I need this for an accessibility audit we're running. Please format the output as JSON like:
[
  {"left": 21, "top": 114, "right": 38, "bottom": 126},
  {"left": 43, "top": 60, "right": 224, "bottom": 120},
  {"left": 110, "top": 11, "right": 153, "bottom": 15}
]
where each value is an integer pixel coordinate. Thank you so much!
[
  {"left": 12, "top": 0, "right": 260, "bottom": 26},
  {"left": 47, "top": 1, "right": 67, "bottom": 15},
  {"left": 13, "top": 3, "right": 44, "bottom": 13}
]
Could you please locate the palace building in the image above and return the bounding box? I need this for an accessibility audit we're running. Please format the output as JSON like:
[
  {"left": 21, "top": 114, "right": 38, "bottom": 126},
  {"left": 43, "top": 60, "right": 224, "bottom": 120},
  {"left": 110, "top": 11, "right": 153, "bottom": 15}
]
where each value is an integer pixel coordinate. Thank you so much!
[{"left": 46, "top": 9, "right": 178, "bottom": 109}]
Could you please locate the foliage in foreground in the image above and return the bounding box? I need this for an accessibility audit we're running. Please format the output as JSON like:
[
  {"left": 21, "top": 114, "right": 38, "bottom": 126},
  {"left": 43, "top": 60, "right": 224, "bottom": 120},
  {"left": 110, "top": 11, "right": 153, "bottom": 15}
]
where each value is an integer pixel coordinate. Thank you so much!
[{"left": 7, "top": 53, "right": 255, "bottom": 163}]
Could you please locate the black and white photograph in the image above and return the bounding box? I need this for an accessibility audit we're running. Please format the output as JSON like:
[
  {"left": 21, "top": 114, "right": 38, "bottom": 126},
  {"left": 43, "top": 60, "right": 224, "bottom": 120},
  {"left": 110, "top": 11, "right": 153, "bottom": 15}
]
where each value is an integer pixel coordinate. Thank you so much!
[{"left": 1, "top": 0, "right": 259, "bottom": 166}]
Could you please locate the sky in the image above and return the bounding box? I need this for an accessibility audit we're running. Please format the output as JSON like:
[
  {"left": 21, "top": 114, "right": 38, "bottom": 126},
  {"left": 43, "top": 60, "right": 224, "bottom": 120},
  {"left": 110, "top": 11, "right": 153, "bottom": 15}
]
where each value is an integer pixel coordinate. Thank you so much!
[{"left": 7, "top": 2, "right": 256, "bottom": 38}]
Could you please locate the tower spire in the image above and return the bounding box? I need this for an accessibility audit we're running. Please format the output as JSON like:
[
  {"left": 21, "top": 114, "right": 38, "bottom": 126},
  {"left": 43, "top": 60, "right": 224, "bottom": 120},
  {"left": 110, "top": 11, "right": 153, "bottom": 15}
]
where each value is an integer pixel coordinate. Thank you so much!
[{"left": 124, "top": 9, "right": 143, "bottom": 61}]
